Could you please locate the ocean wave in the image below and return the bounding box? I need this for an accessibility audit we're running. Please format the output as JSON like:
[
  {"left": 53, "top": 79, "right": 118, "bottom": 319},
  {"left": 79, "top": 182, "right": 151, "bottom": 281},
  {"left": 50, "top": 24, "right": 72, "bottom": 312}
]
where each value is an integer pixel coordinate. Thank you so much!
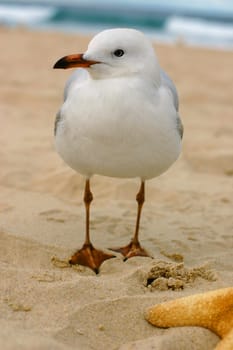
[
  {"left": 0, "top": 4, "right": 56, "bottom": 25},
  {"left": 51, "top": 7, "right": 165, "bottom": 29},
  {"left": 166, "top": 16, "right": 233, "bottom": 40},
  {"left": 0, "top": 2, "right": 233, "bottom": 49}
]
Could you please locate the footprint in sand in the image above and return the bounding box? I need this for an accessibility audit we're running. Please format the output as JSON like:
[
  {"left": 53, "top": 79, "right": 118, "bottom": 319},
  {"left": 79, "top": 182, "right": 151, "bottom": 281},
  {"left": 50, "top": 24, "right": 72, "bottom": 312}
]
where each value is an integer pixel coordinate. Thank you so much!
[
  {"left": 0, "top": 203, "right": 13, "bottom": 212},
  {"left": 39, "top": 209, "right": 78, "bottom": 223}
]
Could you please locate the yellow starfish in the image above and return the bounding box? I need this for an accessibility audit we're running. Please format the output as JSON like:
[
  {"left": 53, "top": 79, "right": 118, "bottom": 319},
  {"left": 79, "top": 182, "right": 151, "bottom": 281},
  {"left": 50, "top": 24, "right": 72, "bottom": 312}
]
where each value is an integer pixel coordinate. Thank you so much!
[{"left": 145, "top": 287, "right": 233, "bottom": 350}]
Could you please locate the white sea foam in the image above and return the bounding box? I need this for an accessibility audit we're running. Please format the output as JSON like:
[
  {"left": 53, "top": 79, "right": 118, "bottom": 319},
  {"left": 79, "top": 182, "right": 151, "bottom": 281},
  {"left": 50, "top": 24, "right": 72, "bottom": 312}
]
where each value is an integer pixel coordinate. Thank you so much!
[
  {"left": 166, "top": 16, "right": 233, "bottom": 48},
  {"left": 0, "top": 4, "right": 55, "bottom": 25},
  {"left": 167, "top": 16, "right": 233, "bottom": 39}
]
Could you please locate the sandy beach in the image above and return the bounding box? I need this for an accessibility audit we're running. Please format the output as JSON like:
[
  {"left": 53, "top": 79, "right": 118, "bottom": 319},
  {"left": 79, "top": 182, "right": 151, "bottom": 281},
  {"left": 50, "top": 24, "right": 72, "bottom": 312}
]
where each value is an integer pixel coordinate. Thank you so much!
[{"left": 0, "top": 27, "right": 232, "bottom": 349}]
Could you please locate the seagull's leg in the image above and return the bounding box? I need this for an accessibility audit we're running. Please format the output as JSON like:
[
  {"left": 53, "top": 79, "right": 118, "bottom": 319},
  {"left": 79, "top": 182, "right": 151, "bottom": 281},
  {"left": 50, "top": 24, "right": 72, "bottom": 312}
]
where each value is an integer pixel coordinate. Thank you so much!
[
  {"left": 110, "top": 181, "right": 151, "bottom": 260},
  {"left": 69, "top": 179, "right": 115, "bottom": 273}
]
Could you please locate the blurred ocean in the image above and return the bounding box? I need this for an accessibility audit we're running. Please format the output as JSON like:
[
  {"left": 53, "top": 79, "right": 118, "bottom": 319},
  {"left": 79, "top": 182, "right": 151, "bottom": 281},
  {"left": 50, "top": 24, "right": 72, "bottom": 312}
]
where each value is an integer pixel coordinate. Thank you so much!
[{"left": 0, "top": 0, "right": 233, "bottom": 49}]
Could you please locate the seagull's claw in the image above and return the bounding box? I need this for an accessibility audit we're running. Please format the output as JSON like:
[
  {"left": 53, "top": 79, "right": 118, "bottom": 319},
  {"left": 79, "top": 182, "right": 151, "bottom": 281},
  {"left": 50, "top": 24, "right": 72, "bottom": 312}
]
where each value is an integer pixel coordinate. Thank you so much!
[
  {"left": 69, "top": 243, "right": 116, "bottom": 274},
  {"left": 110, "top": 241, "right": 152, "bottom": 261}
]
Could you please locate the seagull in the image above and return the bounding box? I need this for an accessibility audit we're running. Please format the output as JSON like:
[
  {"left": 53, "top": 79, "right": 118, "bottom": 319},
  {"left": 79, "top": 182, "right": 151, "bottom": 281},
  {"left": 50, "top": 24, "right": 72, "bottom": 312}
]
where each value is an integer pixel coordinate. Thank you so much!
[{"left": 53, "top": 28, "right": 183, "bottom": 273}]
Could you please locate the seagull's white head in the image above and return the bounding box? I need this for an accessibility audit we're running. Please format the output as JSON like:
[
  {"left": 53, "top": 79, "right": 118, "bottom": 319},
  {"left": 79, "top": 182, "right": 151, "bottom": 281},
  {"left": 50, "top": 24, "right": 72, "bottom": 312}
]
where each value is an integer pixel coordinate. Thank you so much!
[{"left": 54, "top": 28, "right": 161, "bottom": 83}]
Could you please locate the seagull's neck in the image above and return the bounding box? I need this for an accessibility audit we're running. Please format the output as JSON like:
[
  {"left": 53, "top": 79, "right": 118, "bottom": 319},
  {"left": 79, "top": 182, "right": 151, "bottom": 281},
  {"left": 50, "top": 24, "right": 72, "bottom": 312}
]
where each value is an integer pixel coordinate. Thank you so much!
[
  {"left": 88, "top": 68, "right": 161, "bottom": 88},
  {"left": 144, "top": 57, "right": 162, "bottom": 88},
  {"left": 144, "top": 68, "right": 161, "bottom": 88}
]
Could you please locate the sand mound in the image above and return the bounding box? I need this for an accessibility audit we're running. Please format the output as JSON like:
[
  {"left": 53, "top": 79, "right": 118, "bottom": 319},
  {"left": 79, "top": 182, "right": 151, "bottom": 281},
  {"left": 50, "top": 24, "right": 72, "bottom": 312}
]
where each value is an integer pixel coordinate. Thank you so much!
[{"left": 0, "top": 28, "right": 232, "bottom": 350}]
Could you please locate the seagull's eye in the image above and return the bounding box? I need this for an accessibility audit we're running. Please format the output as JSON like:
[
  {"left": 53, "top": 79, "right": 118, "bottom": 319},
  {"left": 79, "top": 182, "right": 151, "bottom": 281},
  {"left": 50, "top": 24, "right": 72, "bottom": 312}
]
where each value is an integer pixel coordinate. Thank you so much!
[{"left": 113, "top": 49, "right": 125, "bottom": 57}]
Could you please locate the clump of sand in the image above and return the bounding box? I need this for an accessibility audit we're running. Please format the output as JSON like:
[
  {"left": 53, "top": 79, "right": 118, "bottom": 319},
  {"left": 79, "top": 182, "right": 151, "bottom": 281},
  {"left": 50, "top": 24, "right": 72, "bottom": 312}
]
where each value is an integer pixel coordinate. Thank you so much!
[{"left": 144, "top": 260, "right": 217, "bottom": 291}]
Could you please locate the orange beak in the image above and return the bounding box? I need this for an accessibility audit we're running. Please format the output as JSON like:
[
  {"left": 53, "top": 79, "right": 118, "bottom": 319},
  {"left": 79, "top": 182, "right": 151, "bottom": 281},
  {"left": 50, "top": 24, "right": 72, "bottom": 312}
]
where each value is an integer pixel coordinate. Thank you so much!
[{"left": 53, "top": 53, "right": 100, "bottom": 69}]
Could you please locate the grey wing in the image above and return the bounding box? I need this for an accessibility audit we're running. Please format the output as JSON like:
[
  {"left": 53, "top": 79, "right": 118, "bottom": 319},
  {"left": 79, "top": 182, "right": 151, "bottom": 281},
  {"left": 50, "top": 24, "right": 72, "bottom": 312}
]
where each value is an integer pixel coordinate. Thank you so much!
[
  {"left": 54, "top": 109, "right": 62, "bottom": 135},
  {"left": 160, "top": 69, "right": 183, "bottom": 139},
  {"left": 160, "top": 69, "right": 179, "bottom": 111},
  {"left": 176, "top": 114, "right": 184, "bottom": 139}
]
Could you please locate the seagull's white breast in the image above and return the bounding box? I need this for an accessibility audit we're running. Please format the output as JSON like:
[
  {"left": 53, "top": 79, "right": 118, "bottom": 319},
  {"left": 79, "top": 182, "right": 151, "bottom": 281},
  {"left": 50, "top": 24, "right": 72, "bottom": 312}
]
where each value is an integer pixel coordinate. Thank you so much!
[{"left": 55, "top": 76, "right": 181, "bottom": 180}]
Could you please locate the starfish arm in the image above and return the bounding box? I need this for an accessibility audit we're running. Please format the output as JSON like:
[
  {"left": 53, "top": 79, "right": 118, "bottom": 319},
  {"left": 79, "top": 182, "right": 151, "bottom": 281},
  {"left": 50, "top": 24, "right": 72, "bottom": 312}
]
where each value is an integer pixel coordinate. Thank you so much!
[
  {"left": 145, "top": 287, "right": 233, "bottom": 340},
  {"left": 215, "top": 329, "right": 233, "bottom": 350}
]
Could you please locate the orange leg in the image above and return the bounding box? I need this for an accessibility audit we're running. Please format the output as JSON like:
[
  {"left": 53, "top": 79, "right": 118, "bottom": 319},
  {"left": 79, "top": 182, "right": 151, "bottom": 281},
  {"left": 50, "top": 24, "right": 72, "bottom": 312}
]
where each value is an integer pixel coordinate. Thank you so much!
[
  {"left": 110, "top": 181, "right": 151, "bottom": 260},
  {"left": 69, "top": 179, "right": 115, "bottom": 273}
]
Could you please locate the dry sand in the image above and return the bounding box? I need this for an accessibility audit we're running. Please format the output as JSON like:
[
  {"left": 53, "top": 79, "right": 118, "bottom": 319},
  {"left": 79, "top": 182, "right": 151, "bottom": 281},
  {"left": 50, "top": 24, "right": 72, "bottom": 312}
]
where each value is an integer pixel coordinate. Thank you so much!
[{"left": 0, "top": 27, "right": 232, "bottom": 349}]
